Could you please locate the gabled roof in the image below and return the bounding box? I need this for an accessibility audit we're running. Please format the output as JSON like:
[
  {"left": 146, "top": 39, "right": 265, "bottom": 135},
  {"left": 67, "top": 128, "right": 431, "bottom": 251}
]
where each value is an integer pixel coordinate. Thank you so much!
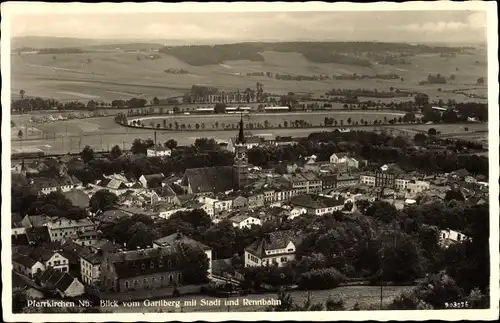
[
  {"left": 183, "top": 166, "right": 234, "bottom": 194},
  {"left": 63, "top": 189, "right": 90, "bottom": 208},
  {"left": 39, "top": 267, "right": 57, "bottom": 283},
  {"left": 229, "top": 214, "right": 256, "bottom": 223},
  {"left": 107, "top": 179, "right": 127, "bottom": 190},
  {"left": 109, "top": 246, "right": 183, "bottom": 279},
  {"left": 54, "top": 272, "right": 75, "bottom": 292},
  {"left": 59, "top": 154, "right": 74, "bottom": 164},
  {"left": 290, "top": 194, "right": 345, "bottom": 209},
  {"left": 98, "top": 209, "right": 129, "bottom": 223},
  {"left": 25, "top": 226, "right": 52, "bottom": 244},
  {"left": 12, "top": 254, "right": 39, "bottom": 268},
  {"left": 25, "top": 215, "right": 50, "bottom": 228},
  {"left": 34, "top": 177, "right": 60, "bottom": 189},
  {"left": 12, "top": 234, "right": 29, "bottom": 246},
  {"left": 332, "top": 152, "right": 348, "bottom": 158},
  {"left": 153, "top": 185, "right": 177, "bottom": 198},
  {"left": 12, "top": 213, "right": 23, "bottom": 224},
  {"left": 153, "top": 232, "right": 211, "bottom": 251},
  {"left": 245, "top": 230, "right": 304, "bottom": 258},
  {"left": 31, "top": 245, "right": 65, "bottom": 262}
]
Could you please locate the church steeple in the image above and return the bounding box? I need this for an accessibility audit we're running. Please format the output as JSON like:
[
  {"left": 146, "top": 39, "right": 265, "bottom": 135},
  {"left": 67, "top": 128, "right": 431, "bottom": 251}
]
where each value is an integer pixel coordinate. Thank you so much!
[
  {"left": 233, "top": 113, "right": 248, "bottom": 191},
  {"left": 236, "top": 113, "right": 245, "bottom": 144}
]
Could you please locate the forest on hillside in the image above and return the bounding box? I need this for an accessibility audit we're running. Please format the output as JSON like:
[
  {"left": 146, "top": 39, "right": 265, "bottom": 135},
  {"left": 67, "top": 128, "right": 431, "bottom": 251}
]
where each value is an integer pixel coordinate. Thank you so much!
[{"left": 159, "top": 41, "right": 469, "bottom": 66}]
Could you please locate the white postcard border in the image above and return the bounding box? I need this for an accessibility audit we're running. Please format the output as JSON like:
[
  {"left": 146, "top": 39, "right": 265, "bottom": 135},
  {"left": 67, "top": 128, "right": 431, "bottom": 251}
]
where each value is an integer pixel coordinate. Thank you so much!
[{"left": 1, "top": 1, "right": 499, "bottom": 322}]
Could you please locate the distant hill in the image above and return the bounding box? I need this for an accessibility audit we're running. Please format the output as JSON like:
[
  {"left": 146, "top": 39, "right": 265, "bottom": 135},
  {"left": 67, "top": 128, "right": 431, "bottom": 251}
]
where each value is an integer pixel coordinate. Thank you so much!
[
  {"left": 11, "top": 36, "right": 115, "bottom": 50},
  {"left": 159, "top": 41, "right": 467, "bottom": 67},
  {"left": 11, "top": 36, "right": 245, "bottom": 51}
]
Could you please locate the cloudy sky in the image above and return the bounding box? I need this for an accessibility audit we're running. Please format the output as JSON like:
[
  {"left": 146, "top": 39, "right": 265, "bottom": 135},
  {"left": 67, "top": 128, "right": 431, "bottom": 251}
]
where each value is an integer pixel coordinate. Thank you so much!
[{"left": 10, "top": 10, "right": 488, "bottom": 44}]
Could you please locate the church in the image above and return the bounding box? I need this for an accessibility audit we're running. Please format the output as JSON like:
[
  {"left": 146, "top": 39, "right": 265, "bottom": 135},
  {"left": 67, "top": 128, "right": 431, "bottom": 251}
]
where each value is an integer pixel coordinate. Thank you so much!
[{"left": 180, "top": 116, "right": 249, "bottom": 194}]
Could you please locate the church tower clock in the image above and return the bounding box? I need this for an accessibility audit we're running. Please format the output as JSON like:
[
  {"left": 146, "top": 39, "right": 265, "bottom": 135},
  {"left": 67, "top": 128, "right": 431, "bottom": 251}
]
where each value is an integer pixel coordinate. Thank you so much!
[{"left": 233, "top": 115, "right": 249, "bottom": 190}]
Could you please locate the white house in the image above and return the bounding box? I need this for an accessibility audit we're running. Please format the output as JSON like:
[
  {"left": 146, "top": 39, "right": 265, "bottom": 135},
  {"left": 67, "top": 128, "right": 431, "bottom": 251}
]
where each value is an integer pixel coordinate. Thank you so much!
[
  {"left": 147, "top": 146, "right": 172, "bottom": 157},
  {"left": 290, "top": 194, "right": 345, "bottom": 216},
  {"left": 244, "top": 230, "right": 302, "bottom": 268},
  {"left": 289, "top": 207, "right": 307, "bottom": 219},
  {"left": 12, "top": 254, "right": 45, "bottom": 279},
  {"left": 80, "top": 250, "right": 103, "bottom": 286},
  {"left": 47, "top": 218, "right": 95, "bottom": 242},
  {"left": 229, "top": 215, "right": 262, "bottom": 229},
  {"left": 440, "top": 229, "right": 470, "bottom": 248},
  {"left": 406, "top": 180, "right": 431, "bottom": 194},
  {"left": 360, "top": 174, "right": 376, "bottom": 186},
  {"left": 330, "top": 152, "right": 349, "bottom": 164},
  {"left": 395, "top": 178, "right": 411, "bottom": 190}
]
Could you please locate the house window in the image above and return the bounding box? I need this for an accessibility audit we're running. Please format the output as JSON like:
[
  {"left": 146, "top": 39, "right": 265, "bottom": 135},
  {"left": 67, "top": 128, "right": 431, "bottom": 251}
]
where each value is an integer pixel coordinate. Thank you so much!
[
  {"left": 281, "top": 257, "right": 288, "bottom": 263},
  {"left": 141, "top": 263, "right": 145, "bottom": 270},
  {"left": 150, "top": 261, "right": 154, "bottom": 269},
  {"left": 287, "top": 248, "right": 293, "bottom": 252},
  {"left": 125, "top": 281, "right": 129, "bottom": 288},
  {"left": 177, "top": 273, "right": 182, "bottom": 281},
  {"left": 159, "top": 260, "right": 163, "bottom": 267},
  {"left": 169, "top": 275, "right": 173, "bottom": 284}
]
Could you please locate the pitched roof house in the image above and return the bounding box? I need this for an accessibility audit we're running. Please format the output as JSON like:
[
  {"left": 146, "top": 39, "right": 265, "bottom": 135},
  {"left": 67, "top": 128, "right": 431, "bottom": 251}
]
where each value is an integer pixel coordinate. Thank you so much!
[
  {"left": 181, "top": 166, "right": 234, "bottom": 194},
  {"left": 244, "top": 230, "right": 304, "bottom": 268},
  {"left": 38, "top": 267, "right": 85, "bottom": 298}
]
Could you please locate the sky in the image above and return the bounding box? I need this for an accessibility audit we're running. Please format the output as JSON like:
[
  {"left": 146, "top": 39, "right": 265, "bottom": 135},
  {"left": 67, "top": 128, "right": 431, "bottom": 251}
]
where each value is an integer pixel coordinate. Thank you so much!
[{"left": 10, "top": 10, "right": 488, "bottom": 44}]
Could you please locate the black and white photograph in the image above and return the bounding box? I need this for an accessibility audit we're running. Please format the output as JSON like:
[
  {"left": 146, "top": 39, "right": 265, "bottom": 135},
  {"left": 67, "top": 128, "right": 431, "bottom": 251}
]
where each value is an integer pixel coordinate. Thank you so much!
[{"left": 2, "top": 2, "right": 498, "bottom": 321}]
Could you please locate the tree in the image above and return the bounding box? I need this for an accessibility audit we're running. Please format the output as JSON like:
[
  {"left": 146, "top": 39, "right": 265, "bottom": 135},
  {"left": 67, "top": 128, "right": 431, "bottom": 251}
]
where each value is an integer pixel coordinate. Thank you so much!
[
  {"left": 355, "top": 200, "right": 371, "bottom": 215},
  {"left": 428, "top": 128, "right": 437, "bottom": 136},
  {"left": 20, "top": 89, "right": 25, "bottom": 99},
  {"left": 153, "top": 96, "right": 160, "bottom": 105},
  {"left": 17, "top": 129, "right": 23, "bottom": 139},
  {"left": 476, "top": 77, "right": 484, "bottom": 84},
  {"left": 89, "top": 189, "right": 118, "bottom": 213},
  {"left": 178, "top": 243, "right": 210, "bottom": 284},
  {"left": 343, "top": 201, "right": 353, "bottom": 211},
  {"left": 165, "top": 139, "right": 178, "bottom": 149},
  {"left": 377, "top": 230, "right": 425, "bottom": 283},
  {"left": 80, "top": 145, "right": 95, "bottom": 163},
  {"left": 414, "top": 93, "right": 429, "bottom": 106},
  {"left": 389, "top": 272, "right": 465, "bottom": 310},
  {"left": 110, "top": 145, "right": 122, "bottom": 159},
  {"left": 214, "top": 103, "right": 226, "bottom": 114},
  {"left": 366, "top": 201, "right": 399, "bottom": 223}
]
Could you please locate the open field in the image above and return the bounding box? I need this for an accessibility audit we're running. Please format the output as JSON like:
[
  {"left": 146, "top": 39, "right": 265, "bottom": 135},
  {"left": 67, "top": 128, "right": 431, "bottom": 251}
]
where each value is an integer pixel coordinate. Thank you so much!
[
  {"left": 12, "top": 48, "right": 487, "bottom": 102},
  {"left": 112, "top": 285, "right": 415, "bottom": 313},
  {"left": 135, "top": 111, "right": 409, "bottom": 129}
]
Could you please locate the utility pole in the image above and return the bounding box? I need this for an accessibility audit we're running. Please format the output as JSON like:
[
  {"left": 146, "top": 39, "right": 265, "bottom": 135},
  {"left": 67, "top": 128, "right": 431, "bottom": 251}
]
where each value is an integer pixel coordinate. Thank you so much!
[{"left": 380, "top": 251, "right": 384, "bottom": 310}]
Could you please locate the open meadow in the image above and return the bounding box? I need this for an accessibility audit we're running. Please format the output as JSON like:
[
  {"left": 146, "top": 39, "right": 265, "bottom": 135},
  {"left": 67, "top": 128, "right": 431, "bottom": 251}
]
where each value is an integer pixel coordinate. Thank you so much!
[{"left": 11, "top": 47, "right": 487, "bottom": 103}]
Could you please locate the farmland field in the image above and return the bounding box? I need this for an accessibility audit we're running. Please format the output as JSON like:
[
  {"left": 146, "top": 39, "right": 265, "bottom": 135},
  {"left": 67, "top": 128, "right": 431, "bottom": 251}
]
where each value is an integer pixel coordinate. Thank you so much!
[{"left": 11, "top": 47, "right": 487, "bottom": 103}]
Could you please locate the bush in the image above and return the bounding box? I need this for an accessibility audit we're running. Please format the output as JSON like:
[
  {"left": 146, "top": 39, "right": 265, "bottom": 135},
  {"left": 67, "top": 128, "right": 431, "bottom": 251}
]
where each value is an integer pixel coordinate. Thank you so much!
[{"left": 298, "top": 267, "right": 346, "bottom": 290}]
